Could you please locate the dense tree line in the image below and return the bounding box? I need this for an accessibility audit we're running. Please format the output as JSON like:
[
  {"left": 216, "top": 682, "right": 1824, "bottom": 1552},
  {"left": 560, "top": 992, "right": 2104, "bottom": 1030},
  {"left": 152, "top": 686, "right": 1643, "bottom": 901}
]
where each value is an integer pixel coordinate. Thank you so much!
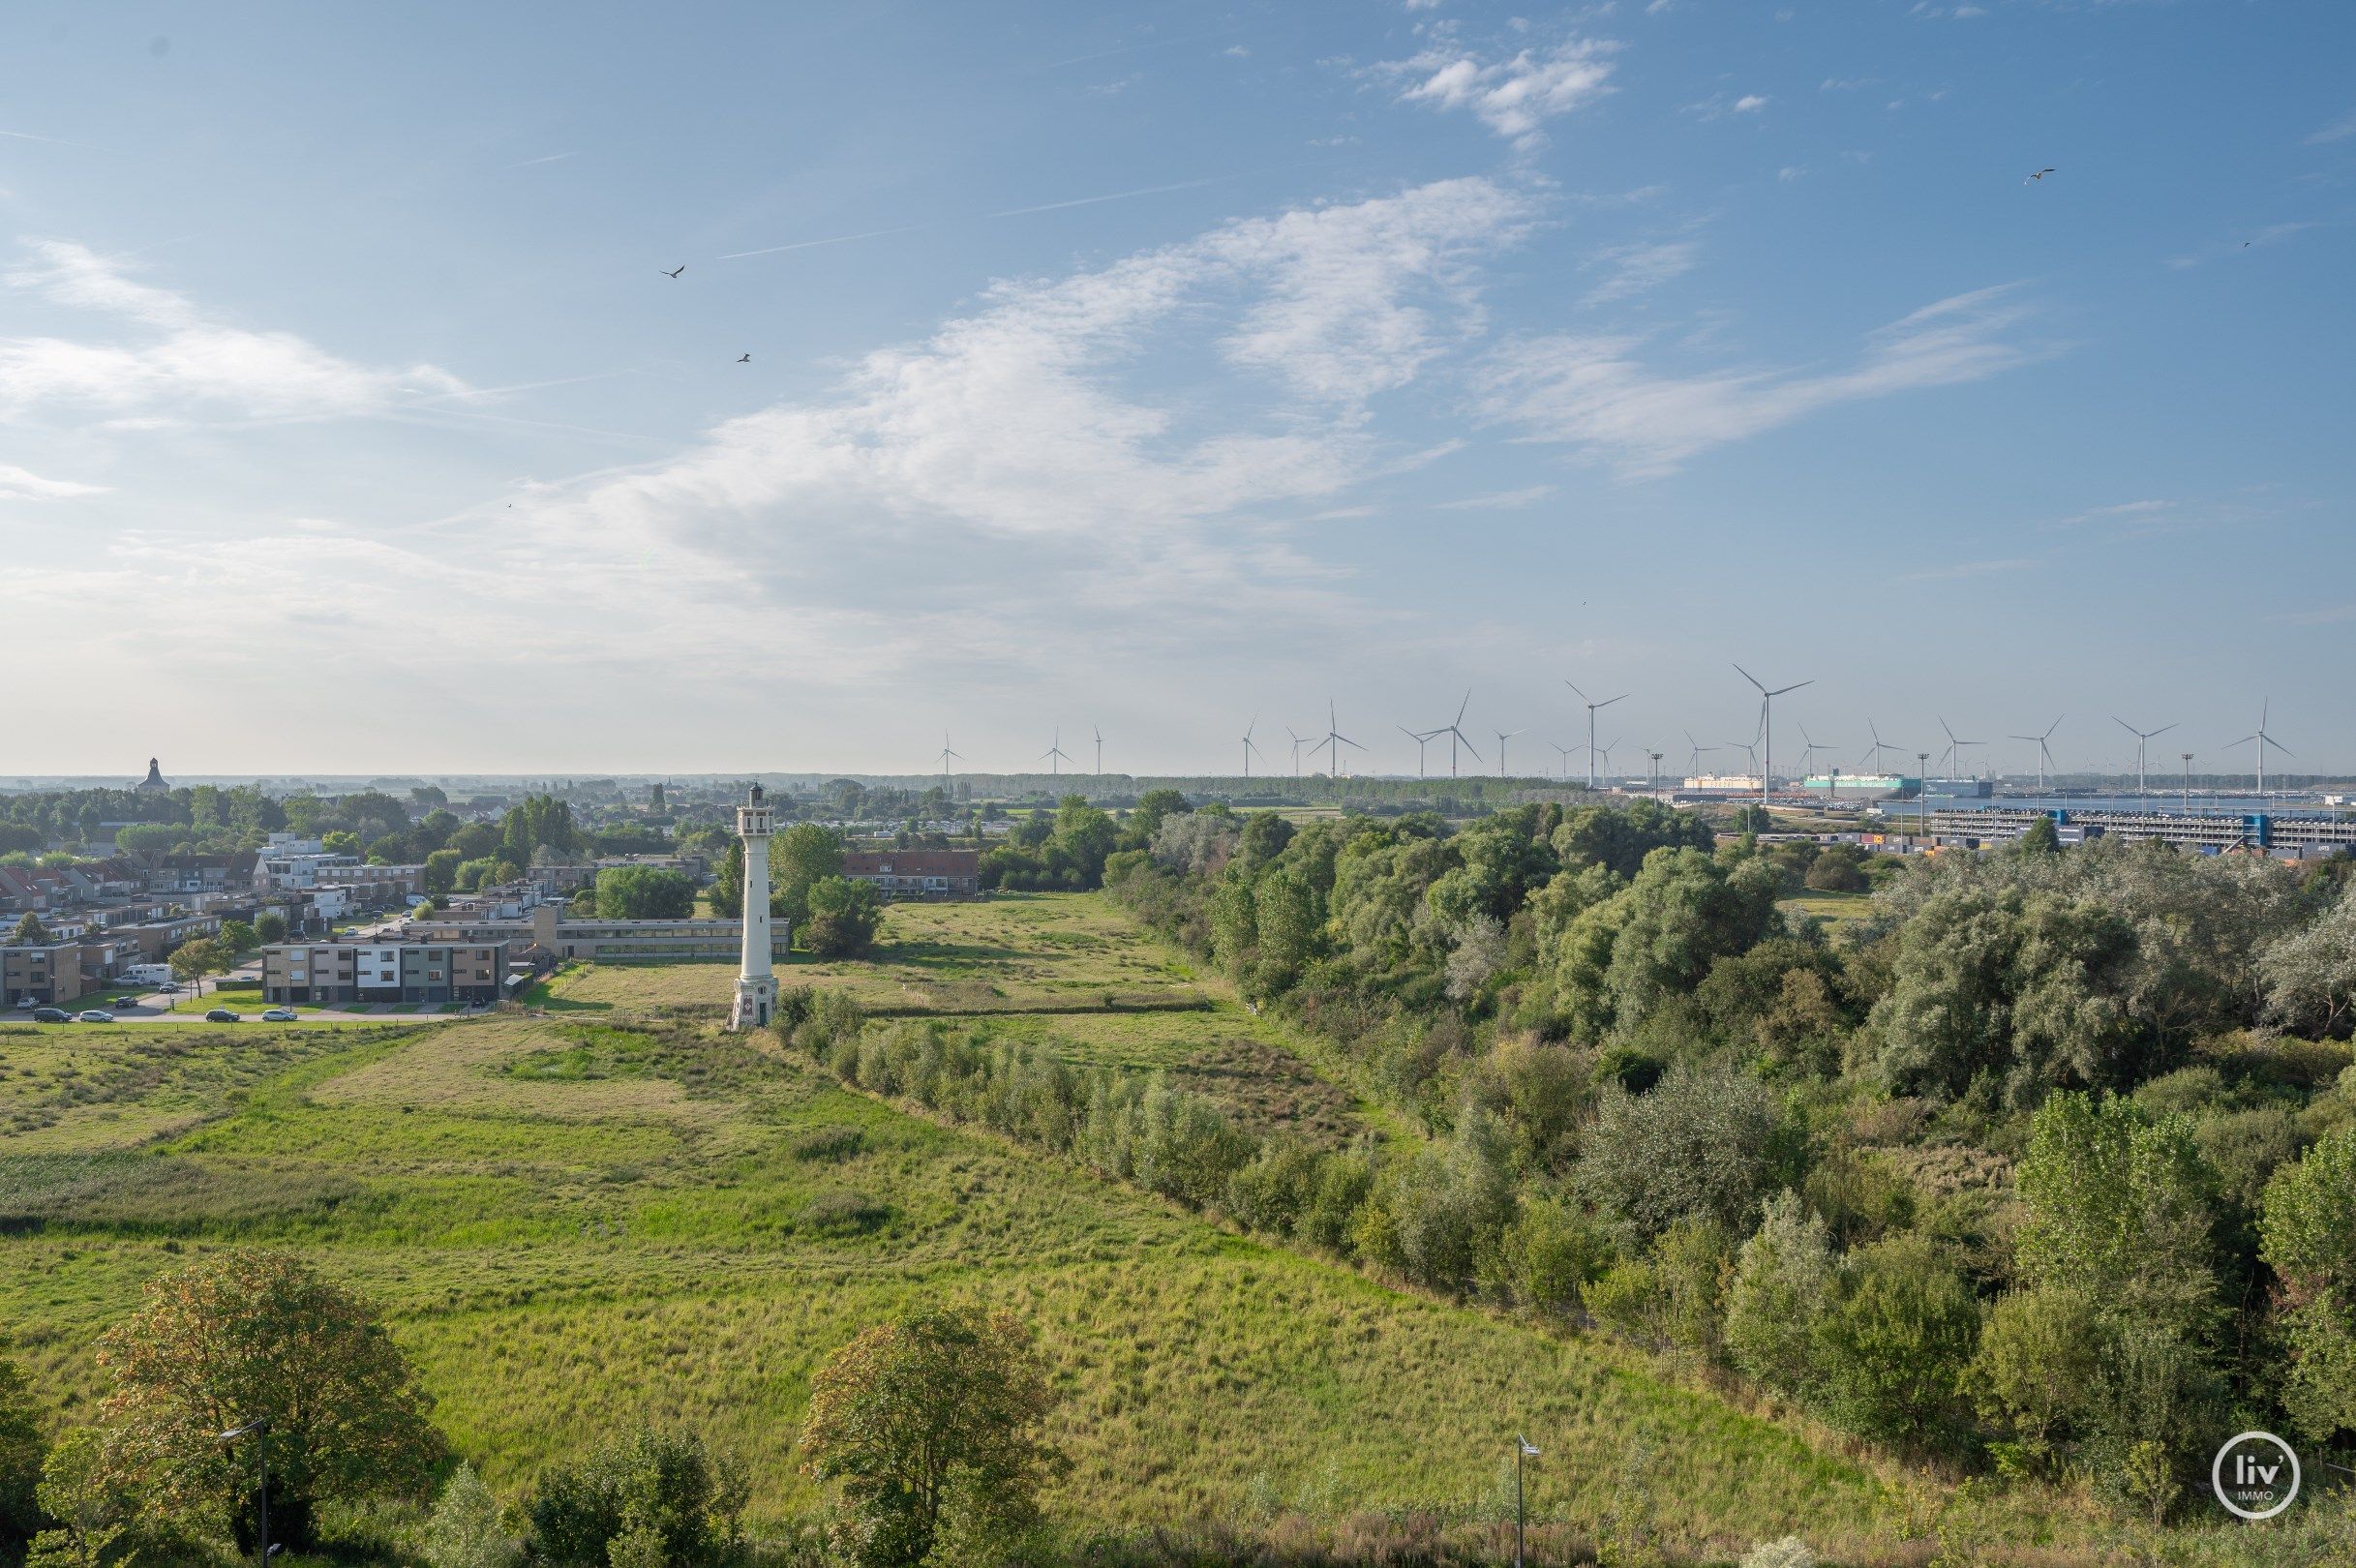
[{"left": 1084, "top": 801, "right": 2356, "bottom": 1518}]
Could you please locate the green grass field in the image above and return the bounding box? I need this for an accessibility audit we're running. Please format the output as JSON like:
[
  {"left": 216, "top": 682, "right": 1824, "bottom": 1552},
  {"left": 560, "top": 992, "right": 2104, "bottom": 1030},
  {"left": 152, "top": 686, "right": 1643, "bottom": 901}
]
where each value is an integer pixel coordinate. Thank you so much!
[
  {"left": 1, "top": 892, "right": 2203, "bottom": 1563},
  {"left": 1778, "top": 890, "right": 1877, "bottom": 927}
]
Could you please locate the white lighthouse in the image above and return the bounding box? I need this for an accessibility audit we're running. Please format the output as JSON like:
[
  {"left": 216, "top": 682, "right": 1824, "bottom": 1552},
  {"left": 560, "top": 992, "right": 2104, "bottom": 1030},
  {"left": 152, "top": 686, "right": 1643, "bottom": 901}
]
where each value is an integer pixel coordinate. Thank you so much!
[{"left": 729, "top": 782, "right": 778, "bottom": 1031}]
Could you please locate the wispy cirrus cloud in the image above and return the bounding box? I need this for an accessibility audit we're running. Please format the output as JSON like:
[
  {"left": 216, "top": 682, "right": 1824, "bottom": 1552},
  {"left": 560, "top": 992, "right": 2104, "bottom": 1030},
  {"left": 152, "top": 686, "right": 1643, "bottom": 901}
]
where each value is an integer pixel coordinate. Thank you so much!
[
  {"left": 1581, "top": 238, "right": 1700, "bottom": 306},
  {"left": 1436, "top": 484, "right": 1554, "bottom": 510},
  {"left": 1369, "top": 38, "right": 1619, "bottom": 149},
  {"left": 0, "top": 463, "right": 106, "bottom": 499},
  {"left": 0, "top": 240, "right": 466, "bottom": 422},
  {"left": 1472, "top": 285, "right": 2039, "bottom": 476},
  {"left": 2308, "top": 109, "right": 2356, "bottom": 145}
]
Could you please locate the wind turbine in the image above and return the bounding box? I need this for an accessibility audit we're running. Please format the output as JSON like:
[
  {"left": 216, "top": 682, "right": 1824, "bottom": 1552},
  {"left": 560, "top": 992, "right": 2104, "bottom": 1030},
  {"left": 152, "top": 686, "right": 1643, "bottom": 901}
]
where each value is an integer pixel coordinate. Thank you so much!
[
  {"left": 1565, "top": 680, "right": 1629, "bottom": 791},
  {"left": 1494, "top": 729, "right": 1526, "bottom": 778},
  {"left": 1683, "top": 729, "right": 1719, "bottom": 776},
  {"left": 1284, "top": 726, "right": 1307, "bottom": 779},
  {"left": 1315, "top": 700, "right": 1365, "bottom": 778},
  {"left": 1240, "top": 714, "right": 1266, "bottom": 779},
  {"left": 2230, "top": 699, "right": 2293, "bottom": 800},
  {"left": 1550, "top": 740, "right": 1576, "bottom": 781},
  {"left": 934, "top": 734, "right": 963, "bottom": 782},
  {"left": 1859, "top": 719, "right": 1908, "bottom": 777},
  {"left": 1398, "top": 725, "right": 1438, "bottom": 779},
  {"left": 1797, "top": 723, "right": 1840, "bottom": 779},
  {"left": 1426, "top": 690, "right": 1481, "bottom": 777},
  {"left": 1596, "top": 737, "right": 1623, "bottom": 780},
  {"left": 1735, "top": 664, "right": 1812, "bottom": 802},
  {"left": 1040, "top": 727, "right": 1072, "bottom": 775},
  {"left": 1724, "top": 727, "right": 1762, "bottom": 774},
  {"left": 1936, "top": 717, "right": 1985, "bottom": 780},
  {"left": 2111, "top": 716, "right": 2175, "bottom": 803},
  {"left": 2009, "top": 717, "right": 2064, "bottom": 795},
  {"left": 1093, "top": 725, "right": 1104, "bottom": 775}
]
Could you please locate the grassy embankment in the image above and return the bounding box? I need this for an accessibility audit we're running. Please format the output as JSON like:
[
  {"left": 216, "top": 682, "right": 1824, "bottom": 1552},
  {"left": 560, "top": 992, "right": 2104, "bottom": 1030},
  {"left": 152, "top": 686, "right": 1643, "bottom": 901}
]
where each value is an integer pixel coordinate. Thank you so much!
[{"left": 0, "top": 893, "right": 2194, "bottom": 1563}]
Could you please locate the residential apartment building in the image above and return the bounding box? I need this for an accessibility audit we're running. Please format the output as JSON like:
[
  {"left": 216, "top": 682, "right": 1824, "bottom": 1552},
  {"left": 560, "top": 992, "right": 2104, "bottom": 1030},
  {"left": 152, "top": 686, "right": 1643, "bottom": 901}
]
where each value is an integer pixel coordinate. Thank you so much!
[
  {"left": 839, "top": 848, "right": 982, "bottom": 901},
  {"left": 262, "top": 935, "right": 512, "bottom": 1006}
]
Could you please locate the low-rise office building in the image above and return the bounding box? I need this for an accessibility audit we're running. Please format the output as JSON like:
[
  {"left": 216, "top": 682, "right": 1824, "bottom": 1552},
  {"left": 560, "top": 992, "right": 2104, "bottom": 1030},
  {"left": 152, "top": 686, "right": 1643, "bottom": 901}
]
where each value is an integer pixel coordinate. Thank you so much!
[
  {"left": 839, "top": 848, "right": 982, "bottom": 901},
  {"left": 262, "top": 935, "right": 512, "bottom": 1006},
  {"left": 403, "top": 903, "right": 790, "bottom": 963}
]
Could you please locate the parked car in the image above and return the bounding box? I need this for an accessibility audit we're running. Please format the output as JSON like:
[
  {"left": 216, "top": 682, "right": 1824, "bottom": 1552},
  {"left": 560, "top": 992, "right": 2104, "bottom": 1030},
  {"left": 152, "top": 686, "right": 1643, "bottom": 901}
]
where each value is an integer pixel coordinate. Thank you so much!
[
  {"left": 156, "top": 980, "right": 182, "bottom": 992},
  {"left": 112, "top": 995, "right": 136, "bottom": 1008},
  {"left": 76, "top": 1010, "right": 116, "bottom": 1023},
  {"left": 261, "top": 1008, "right": 297, "bottom": 1022},
  {"left": 12, "top": 996, "right": 35, "bottom": 1010},
  {"left": 204, "top": 1009, "right": 241, "bottom": 1023},
  {"left": 31, "top": 1007, "right": 72, "bottom": 1023}
]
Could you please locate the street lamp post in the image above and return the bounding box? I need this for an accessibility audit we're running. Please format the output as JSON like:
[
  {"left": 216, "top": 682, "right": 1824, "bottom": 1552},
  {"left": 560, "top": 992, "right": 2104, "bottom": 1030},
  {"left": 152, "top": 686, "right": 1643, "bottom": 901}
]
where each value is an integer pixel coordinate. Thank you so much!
[
  {"left": 219, "top": 1418, "right": 271, "bottom": 1564},
  {"left": 1514, "top": 1434, "right": 1540, "bottom": 1568}
]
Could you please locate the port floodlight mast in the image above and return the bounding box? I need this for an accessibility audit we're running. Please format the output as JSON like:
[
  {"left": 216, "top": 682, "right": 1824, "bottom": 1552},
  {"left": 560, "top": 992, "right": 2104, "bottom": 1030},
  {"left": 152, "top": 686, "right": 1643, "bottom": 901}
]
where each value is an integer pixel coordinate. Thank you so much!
[
  {"left": 1645, "top": 748, "right": 1664, "bottom": 787},
  {"left": 1565, "top": 680, "right": 1628, "bottom": 790},
  {"left": 2181, "top": 751, "right": 2195, "bottom": 810},
  {"left": 1735, "top": 663, "right": 1811, "bottom": 804}
]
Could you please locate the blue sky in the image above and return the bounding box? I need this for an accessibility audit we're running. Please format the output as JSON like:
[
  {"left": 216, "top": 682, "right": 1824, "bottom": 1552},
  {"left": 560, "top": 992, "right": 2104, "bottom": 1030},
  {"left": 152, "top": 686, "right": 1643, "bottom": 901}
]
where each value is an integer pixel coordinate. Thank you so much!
[{"left": 5, "top": 1, "right": 2351, "bottom": 778}]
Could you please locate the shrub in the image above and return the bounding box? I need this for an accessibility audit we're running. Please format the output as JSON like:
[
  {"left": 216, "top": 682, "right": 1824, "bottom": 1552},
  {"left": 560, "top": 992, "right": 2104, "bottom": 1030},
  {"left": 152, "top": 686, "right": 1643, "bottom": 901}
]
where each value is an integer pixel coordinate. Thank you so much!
[
  {"left": 525, "top": 1429, "right": 746, "bottom": 1568},
  {"left": 1575, "top": 1063, "right": 1786, "bottom": 1241},
  {"left": 1810, "top": 1234, "right": 1978, "bottom": 1450},
  {"left": 423, "top": 1463, "right": 519, "bottom": 1568}
]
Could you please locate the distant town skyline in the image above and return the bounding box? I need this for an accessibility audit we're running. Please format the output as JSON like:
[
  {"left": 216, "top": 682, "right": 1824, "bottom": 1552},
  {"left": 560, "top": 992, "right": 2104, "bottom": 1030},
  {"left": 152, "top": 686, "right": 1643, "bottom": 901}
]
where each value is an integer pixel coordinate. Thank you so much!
[{"left": 6, "top": 2, "right": 2352, "bottom": 772}]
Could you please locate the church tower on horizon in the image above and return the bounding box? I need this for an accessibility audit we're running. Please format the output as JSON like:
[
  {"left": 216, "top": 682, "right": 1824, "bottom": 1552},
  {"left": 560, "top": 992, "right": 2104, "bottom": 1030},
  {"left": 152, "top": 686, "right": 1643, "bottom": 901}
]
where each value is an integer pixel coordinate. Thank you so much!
[{"left": 728, "top": 782, "right": 777, "bottom": 1031}]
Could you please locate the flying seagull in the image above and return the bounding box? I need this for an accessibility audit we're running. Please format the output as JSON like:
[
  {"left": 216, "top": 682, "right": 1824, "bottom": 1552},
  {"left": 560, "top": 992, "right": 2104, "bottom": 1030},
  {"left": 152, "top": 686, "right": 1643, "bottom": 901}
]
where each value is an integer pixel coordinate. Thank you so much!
[
  {"left": 2024, "top": 167, "right": 2056, "bottom": 184},
  {"left": 736, "top": 353, "right": 751, "bottom": 363},
  {"left": 663, "top": 264, "right": 686, "bottom": 278}
]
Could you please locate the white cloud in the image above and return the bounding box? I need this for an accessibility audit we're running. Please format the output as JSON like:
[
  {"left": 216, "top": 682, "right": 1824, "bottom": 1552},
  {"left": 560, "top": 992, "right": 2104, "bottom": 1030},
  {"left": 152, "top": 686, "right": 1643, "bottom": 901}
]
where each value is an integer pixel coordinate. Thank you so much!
[
  {"left": 1580, "top": 239, "right": 1699, "bottom": 306},
  {"left": 2308, "top": 109, "right": 2356, "bottom": 145},
  {"left": 1734, "top": 94, "right": 1768, "bottom": 112},
  {"left": 1472, "top": 285, "right": 2037, "bottom": 476},
  {"left": 1686, "top": 92, "right": 1768, "bottom": 122},
  {"left": 0, "top": 241, "right": 465, "bottom": 421},
  {"left": 0, "top": 463, "right": 106, "bottom": 498},
  {"left": 1371, "top": 39, "right": 1619, "bottom": 149},
  {"left": 1435, "top": 484, "right": 1554, "bottom": 510},
  {"left": 1777, "top": 166, "right": 1807, "bottom": 182}
]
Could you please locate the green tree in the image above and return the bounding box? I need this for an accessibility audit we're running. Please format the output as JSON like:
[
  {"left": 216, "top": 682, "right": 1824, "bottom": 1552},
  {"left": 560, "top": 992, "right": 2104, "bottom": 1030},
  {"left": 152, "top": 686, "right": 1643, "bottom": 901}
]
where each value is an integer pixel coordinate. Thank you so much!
[
  {"left": 802, "top": 877, "right": 883, "bottom": 959},
  {"left": 2260, "top": 1126, "right": 2356, "bottom": 1441},
  {"left": 773, "top": 824, "right": 847, "bottom": 925},
  {"left": 91, "top": 1251, "right": 439, "bottom": 1550},
  {"left": 525, "top": 1429, "right": 744, "bottom": 1568},
  {"left": 800, "top": 1308, "right": 1064, "bottom": 1568},
  {"left": 10, "top": 913, "right": 48, "bottom": 946},
  {"left": 218, "top": 920, "right": 257, "bottom": 957},
  {"left": 2016, "top": 1093, "right": 2219, "bottom": 1335},
  {"left": 168, "top": 937, "right": 230, "bottom": 995},
  {"left": 1965, "top": 1285, "right": 2102, "bottom": 1451},
  {"left": 2016, "top": 816, "right": 2062, "bottom": 856},
  {"left": 0, "top": 1344, "right": 41, "bottom": 1561},
  {"left": 254, "top": 912, "right": 287, "bottom": 946},
  {"left": 593, "top": 867, "right": 696, "bottom": 920},
  {"left": 1575, "top": 1063, "right": 1787, "bottom": 1241},
  {"left": 422, "top": 1462, "right": 519, "bottom": 1568},
  {"left": 23, "top": 1432, "right": 135, "bottom": 1568},
  {"left": 1810, "top": 1233, "right": 1978, "bottom": 1449},
  {"left": 710, "top": 838, "right": 743, "bottom": 919},
  {"left": 1725, "top": 1191, "right": 1835, "bottom": 1400},
  {"left": 423, "top": 849, "right": 465, "bottom": 897},
  {"left": 319, "top": 829, "right": 364, "bottom": 859}
]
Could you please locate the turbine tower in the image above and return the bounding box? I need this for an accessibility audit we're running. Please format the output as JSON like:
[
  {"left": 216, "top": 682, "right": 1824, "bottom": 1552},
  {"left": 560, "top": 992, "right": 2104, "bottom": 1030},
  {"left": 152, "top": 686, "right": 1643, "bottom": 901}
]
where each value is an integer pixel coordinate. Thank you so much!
[
  {"left": 2009, "top": 717, "right": 2064, "bottom": 795},
  {"left": 1550, "top": 740, "right": 1576, "bottom": 781},
  {"left": 1859, "top": 719, "right": 1908, "bottom": 777},
  {"left": 1093, "top": 725, "right": 1104, "bottom": 775},
  {"left": 934, "top": 734, "right": 963, "bottom": 782},
  {"left": 1426, "top": 690, "right": 1481, "bottom": 777},
  {"left": 1683, "top": 729, "right": 1719, "bottom": 776},
  {"left": 1797, "top": 723, "right": 1840, "bottom": 779},
  {"left": 1936, "top": 717, "right": 1986, "bottom": 780},
  {"left": 1494, "top": 728, "right": 1525, "bottom": 778},
  {"left": 2111, "top": 716, "right": 2176, "bottom": 803},
  {"left": 1240, "top": 715, "right": 1265, "bottom": 779},
  {"left": 1314, "top": 700, "right": 1365, "bottom": 778},
  {"left": 1040, "top": 727, "right": 1072, "bottom": 775},
  {"left": 1399, "top": 724, "right": 1438, "bottom": 779},
  {"left": 1735, "top": 664, "right": 1811, "bottom": 803},
  {"left": 1565, "top": 680, "right": 1628, "bottom": 791},
  {"left": 1285, "top": 726, "right": 1307, "bottom": 779},
  {"left": 2231, "top": 699, "right": 2293, "bottom": 800}
]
